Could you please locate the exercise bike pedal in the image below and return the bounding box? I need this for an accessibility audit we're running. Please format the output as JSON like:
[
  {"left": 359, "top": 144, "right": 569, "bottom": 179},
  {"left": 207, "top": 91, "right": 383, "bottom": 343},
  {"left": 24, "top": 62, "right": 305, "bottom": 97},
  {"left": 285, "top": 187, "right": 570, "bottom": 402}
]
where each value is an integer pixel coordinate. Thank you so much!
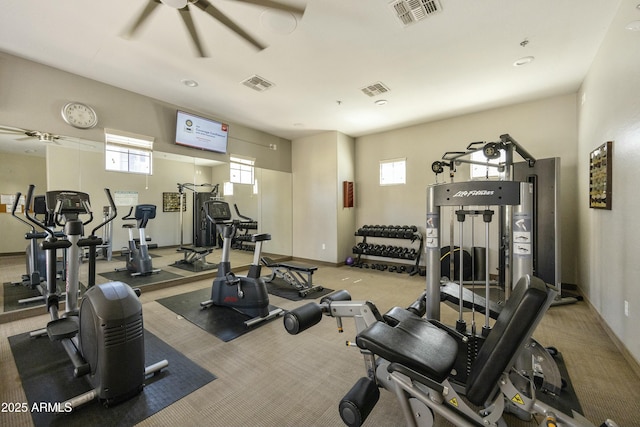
[{"left": 47, "top": 316, "right": 79, "bottom": 341}]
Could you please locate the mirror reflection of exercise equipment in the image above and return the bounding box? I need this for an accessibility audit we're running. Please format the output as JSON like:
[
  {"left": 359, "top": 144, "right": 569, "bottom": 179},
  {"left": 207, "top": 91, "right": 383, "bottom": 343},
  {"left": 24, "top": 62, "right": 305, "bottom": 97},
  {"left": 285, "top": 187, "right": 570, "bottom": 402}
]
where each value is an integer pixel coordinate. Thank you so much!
[
  {"left": 116, "top": 205, "right": 160, "bottom": 277},
  {"left": 173, "top": 182, "right": 220, "bottom": 271},
  {"left": 10, "top": 193, "right": 67, "bottom": 305}
]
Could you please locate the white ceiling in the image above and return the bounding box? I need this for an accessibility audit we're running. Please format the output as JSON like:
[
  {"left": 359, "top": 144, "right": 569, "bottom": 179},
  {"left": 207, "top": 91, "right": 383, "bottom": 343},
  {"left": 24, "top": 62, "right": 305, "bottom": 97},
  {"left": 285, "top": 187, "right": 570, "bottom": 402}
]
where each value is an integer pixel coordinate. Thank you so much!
[{"left": 0, "top": 0, "right": 622, "bottom": 141}]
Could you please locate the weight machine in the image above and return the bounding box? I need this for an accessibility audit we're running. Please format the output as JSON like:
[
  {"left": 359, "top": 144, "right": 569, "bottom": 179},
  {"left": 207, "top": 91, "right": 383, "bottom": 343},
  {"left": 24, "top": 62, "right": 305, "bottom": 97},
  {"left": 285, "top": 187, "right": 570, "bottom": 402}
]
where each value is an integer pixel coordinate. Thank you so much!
[
  {"left": 284, "top": 278, "right": 617, "bottom": 427},
  {"left": 173, "top": 182, "right": 220, "bottom": 271}
]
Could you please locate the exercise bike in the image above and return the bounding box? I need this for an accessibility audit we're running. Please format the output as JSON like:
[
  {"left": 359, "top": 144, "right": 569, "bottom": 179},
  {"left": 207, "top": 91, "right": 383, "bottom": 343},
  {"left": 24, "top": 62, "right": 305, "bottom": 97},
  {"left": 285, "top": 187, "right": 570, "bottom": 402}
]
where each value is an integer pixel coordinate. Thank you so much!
[
  {"left": 22, "top": 185, "right": 167, "bottom": 410},
  {"left": 200, "top": 200, "right": 283, "bottom": 327},
  {"left": 117, "top": 204, "right": 160, "bottom": 276}
]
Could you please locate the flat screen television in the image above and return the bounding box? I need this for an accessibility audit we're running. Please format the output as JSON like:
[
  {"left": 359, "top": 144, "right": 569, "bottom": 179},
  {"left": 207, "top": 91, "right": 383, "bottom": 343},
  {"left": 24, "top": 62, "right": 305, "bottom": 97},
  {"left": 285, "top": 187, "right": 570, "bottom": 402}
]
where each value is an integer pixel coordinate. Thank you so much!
[{"left": 175, "top": 110, "right": 229, "bottom": 154}]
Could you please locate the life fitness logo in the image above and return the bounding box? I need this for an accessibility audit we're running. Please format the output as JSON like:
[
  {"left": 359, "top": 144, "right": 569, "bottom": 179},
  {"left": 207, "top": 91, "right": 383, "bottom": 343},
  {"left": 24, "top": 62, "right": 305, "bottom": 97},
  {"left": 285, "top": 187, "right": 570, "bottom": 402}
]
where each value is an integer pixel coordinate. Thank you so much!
[{"left": 452, "top": 190, "right": 495, "bottom": 198}]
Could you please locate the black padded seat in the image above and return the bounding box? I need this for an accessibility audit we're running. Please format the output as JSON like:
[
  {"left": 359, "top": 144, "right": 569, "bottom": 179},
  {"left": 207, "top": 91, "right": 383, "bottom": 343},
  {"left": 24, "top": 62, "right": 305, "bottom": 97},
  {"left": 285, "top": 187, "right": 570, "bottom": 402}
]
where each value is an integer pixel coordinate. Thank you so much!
[
  {"left": 251, "top": 233, "right": 271, "bottom": 242},
  {"left": 356, "top": 315, "right": 458, "bottom": 383}
]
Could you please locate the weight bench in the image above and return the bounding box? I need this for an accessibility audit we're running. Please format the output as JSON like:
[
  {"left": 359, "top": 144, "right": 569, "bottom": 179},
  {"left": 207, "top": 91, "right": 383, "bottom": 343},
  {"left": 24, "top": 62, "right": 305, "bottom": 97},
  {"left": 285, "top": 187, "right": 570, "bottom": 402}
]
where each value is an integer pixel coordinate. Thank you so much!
[
  {"left": 285, "top": 276, "right": 617, "bottom": 427},
  {"left": 174, "top": 246, "right": 217, "bottom": 272},
  {"left": 261, "top": 256, "right": 323, "bottom": 297}
]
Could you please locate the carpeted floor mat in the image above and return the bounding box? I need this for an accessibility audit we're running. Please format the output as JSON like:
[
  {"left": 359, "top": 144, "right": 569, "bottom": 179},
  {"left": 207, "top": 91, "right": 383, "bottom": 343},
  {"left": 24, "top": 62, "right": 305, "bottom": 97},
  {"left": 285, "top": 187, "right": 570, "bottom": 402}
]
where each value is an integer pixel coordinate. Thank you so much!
[
  {"left": 265, "top": 277, "right": 334, "bottom": 301},
  {"left": 99, "top": 270, "right": 182, "bottom": 287},
  {"left": 3, "top": 280, "right": 84, "bottom": 312},
  {"left": 156, "top": 287, "right": 281, "bottom": 342},
  {"left": 9, "top": 329, "right": 216, "bottom": 427}
]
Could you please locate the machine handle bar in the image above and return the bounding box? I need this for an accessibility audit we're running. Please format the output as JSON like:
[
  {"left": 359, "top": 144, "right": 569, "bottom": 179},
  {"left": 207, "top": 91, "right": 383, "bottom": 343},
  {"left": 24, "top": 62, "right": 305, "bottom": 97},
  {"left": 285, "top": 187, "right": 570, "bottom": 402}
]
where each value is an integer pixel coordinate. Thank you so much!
[
  {"left": 24, "top": 185, "right": 55, "bottom": 239},
  {"left": 10, "top": 191, "right": 36, "bottom": 231},
  {"left": 90, "top": 188, "right": 118, "bottom": 236}
]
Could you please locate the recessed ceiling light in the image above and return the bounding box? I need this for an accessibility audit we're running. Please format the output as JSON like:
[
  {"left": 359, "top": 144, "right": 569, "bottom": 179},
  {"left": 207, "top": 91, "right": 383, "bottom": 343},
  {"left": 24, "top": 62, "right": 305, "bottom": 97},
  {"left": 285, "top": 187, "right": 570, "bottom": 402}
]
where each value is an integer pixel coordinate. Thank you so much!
[
  {"left": 513, "top": 56, "right": 535, "bottom": 67},
  {"left": 374, "top": 99, "right": 388, "bottom": 106},
  {"left": 181, "top": 79, "right": 199, "bottom": 87},
  {"left": 625, "top": 20, "right": 640, "bottom": 31}
]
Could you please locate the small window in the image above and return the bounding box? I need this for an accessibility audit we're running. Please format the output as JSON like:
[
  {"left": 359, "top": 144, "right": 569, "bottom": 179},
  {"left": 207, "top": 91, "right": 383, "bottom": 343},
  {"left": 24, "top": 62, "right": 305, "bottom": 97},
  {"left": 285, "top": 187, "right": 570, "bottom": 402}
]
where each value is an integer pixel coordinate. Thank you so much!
[
  {"left": 230, "top": 156, "right": 255, "bottom": 184},
  {"left": 470, "top": 149, "right": 505, "bottom": 179},
  {"left": 223, "top": 182, "right": 234, "bottom": 196},
  {"left": 105, "top": 129, "right": 154, "bottom": 175},
  {"left": 380, "top": 158, "right": 406, "bottom": 186}
]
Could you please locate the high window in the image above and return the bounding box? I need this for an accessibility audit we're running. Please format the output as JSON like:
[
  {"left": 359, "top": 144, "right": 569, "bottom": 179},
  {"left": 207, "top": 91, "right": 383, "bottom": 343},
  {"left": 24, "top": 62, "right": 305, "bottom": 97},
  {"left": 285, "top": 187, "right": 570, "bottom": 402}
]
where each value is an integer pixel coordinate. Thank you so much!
[
  {"left": 379, "top": 158, "right": 406, "bottom": 185},
  {"left": 105, "top": 129, "right": 154, "bottom": 175},
  {"left": 229, "top": 156, "right": 255, "bottom": 184}
]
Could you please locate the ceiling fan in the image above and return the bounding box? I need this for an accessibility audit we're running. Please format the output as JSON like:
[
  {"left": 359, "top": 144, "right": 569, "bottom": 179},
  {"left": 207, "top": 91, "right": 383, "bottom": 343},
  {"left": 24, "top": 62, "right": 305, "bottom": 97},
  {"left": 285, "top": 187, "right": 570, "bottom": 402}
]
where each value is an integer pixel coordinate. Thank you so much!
[
  {"left": 123, "top": 0, "right": 307, "bottom": 57},
  {"left": 0, "top": 125, "right": 64, "bottom": 144},
  {"left": 0, "top": 126, "right": 99, "bottom": 151}
]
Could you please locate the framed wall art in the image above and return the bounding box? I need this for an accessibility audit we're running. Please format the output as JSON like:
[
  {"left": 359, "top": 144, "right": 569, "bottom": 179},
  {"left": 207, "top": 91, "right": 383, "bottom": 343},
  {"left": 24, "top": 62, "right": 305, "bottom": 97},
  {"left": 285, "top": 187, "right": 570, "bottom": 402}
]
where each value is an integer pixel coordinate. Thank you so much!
[
  {"left": 589, "top": 141, "right": 612, "bottom": 210},
  {"left": 163, "top": 192, "right": 186, "bottom": 212}
]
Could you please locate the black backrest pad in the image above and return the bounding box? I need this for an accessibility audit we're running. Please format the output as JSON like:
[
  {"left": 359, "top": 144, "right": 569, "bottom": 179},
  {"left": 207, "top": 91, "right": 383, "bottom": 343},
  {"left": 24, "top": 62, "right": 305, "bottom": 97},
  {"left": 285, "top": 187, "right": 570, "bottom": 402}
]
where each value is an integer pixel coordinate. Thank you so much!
[{"left": 465, "top": 275, "right": 549, "bottom": 406}]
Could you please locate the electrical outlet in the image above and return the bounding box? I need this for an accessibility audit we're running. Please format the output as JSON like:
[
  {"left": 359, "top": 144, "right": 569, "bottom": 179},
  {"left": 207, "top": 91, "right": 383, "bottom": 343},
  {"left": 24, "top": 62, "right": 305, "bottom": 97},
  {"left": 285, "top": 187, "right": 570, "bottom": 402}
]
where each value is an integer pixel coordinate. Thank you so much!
[
  {"left": 322, "top": 243, "right": 326, "bottom": 250},
  {"left": 624, "top": 300, "right": 629, "bottom": 317}
]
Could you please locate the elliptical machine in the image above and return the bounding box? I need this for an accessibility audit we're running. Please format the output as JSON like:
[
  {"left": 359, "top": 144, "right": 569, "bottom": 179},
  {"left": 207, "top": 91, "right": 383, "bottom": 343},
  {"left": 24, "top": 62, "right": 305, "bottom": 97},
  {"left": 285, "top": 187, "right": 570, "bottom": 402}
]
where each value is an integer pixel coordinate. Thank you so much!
[
  {"left": 200, "top": 200, "right": 283, "bottom": 327},
  {"left": 117, "top": 204, "right": 159, "bottom": 276},
  {"left": 23, "top": 185, "right": 167, "bottom": 410}
]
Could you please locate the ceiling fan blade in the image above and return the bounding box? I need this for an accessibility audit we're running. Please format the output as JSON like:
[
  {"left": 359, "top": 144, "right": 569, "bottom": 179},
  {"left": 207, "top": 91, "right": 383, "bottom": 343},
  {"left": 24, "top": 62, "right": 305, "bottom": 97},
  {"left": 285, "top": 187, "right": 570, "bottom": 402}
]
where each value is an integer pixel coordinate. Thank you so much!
[
  {"left": 0, "top": 125, "right": 28, "bottom": 134},
  {"left": 194, "top": 0, "right": 266, "bottom": 50},
  {"left": 178, "top": 5, "right": 207, "bottom": 57},
  {"left": 122, "top": 0, "right": 162, "bottom": 38},
  {"left": 232, "top": 0, "right": 306, "bottom": 16}
]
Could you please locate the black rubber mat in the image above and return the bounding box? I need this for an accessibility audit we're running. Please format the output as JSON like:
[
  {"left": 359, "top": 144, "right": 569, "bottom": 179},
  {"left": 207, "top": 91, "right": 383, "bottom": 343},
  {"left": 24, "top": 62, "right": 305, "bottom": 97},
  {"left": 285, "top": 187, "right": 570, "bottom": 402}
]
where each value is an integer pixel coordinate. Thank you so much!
[
  {"left": 3, "top": 280, "right": 84, "bottom": 312},
  {"left": 265, "top": 277, "right": 334, "bottom": 301},
  {"left": 157, "top": 287, "right": 281, "bottom": 342},
  {"left": 99, "top": 270, "right": 182, "bottom": 287},
  {"left": 9, "top": 329, "right": 216, "bottom": 427}
]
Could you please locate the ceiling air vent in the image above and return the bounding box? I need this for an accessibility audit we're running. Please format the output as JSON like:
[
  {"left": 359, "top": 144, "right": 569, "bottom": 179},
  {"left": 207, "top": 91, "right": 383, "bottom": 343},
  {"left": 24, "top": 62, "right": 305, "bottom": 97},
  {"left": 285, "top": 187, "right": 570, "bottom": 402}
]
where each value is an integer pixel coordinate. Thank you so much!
[
  {"left": 361, "top": 82, "right": 390, "bottom": 97},
  {"left": 390, "top": 0, "right": 442, "bottom": 26},
  {"left": 241, "top": 75, "right": 274, "bottom": 92}
]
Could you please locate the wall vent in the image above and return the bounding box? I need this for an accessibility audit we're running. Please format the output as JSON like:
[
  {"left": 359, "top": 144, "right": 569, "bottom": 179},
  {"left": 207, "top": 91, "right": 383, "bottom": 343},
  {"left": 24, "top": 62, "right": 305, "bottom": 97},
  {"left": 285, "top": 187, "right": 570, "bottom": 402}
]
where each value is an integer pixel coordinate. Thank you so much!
[
  {"left": 361, "top": 82, "right": 390, "bottom": 97},
  {"left": 390, "top": 0, "right": 442, "bottom": 26},
  {"left": 241, "top": 75, "right": 275, "bottom": 92}
]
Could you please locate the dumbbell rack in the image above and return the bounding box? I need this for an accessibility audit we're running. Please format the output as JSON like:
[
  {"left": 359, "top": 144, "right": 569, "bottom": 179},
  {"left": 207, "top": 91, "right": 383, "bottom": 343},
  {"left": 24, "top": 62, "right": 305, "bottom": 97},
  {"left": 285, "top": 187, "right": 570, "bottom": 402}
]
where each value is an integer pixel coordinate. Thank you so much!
[
  {"left": 232, "top": 220, "right": 259, "bottom": 251},
  {"left": 352, "top": 225, "right": 423, "bottom": 275}
]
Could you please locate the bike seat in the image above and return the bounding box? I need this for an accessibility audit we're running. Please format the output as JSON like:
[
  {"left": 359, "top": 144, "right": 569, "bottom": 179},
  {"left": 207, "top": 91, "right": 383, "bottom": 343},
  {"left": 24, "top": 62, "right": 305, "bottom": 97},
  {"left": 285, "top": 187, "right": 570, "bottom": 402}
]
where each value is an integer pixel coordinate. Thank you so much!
[{"left": 251, "top": 233, "right": 272, "bottom": 242}]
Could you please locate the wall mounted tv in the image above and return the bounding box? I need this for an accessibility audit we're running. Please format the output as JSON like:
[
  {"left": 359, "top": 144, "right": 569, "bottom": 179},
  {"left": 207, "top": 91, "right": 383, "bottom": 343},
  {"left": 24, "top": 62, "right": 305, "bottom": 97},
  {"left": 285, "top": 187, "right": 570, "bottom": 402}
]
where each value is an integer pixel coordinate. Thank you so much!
[{"left": 175, "top": 110, "right": 229, "bottom": 154}]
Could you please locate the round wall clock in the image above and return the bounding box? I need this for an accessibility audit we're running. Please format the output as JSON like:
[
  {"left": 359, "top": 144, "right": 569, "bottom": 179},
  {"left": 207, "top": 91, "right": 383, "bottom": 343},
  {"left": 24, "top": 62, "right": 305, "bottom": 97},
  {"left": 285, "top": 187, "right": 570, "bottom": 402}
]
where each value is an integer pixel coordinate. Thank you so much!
[{"left": 61, "top": 102, "right": 98, "bottom": 129}]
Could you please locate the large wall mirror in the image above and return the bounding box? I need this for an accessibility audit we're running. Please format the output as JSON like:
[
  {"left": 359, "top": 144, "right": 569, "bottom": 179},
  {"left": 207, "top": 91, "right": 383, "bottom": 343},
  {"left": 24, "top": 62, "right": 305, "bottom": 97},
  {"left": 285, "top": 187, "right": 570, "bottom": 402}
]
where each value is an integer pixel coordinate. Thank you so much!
[{"left": 0, "top": 126, "right": 293, "bottom": 315}]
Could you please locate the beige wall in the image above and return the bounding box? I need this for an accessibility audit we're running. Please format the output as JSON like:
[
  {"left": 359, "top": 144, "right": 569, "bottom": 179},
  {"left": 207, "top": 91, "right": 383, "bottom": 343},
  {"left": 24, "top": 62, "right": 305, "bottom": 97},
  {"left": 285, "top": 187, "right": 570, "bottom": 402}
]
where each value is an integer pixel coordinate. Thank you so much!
[
  {"left": 0, "top": 52, "right": 292, "bottom": 172},
  {"left": 577, "top": 0, "right": 640, "bottom": 363},
  {"left": 0, "top": 152, "right": 46, "bottom": 253},
  {"left": 354, "top": 93, "right": 578, "bottom": 282},
  {"left": 292, "top": 131, "right": 355, "bottom": 263}
]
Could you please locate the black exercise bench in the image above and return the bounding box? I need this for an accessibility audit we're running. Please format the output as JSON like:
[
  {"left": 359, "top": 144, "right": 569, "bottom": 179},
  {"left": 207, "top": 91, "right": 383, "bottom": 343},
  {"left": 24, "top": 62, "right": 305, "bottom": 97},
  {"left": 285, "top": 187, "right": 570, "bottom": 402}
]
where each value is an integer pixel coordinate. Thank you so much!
[{"left": 261, "top": 257, "right": 323, "bottom": 297}]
